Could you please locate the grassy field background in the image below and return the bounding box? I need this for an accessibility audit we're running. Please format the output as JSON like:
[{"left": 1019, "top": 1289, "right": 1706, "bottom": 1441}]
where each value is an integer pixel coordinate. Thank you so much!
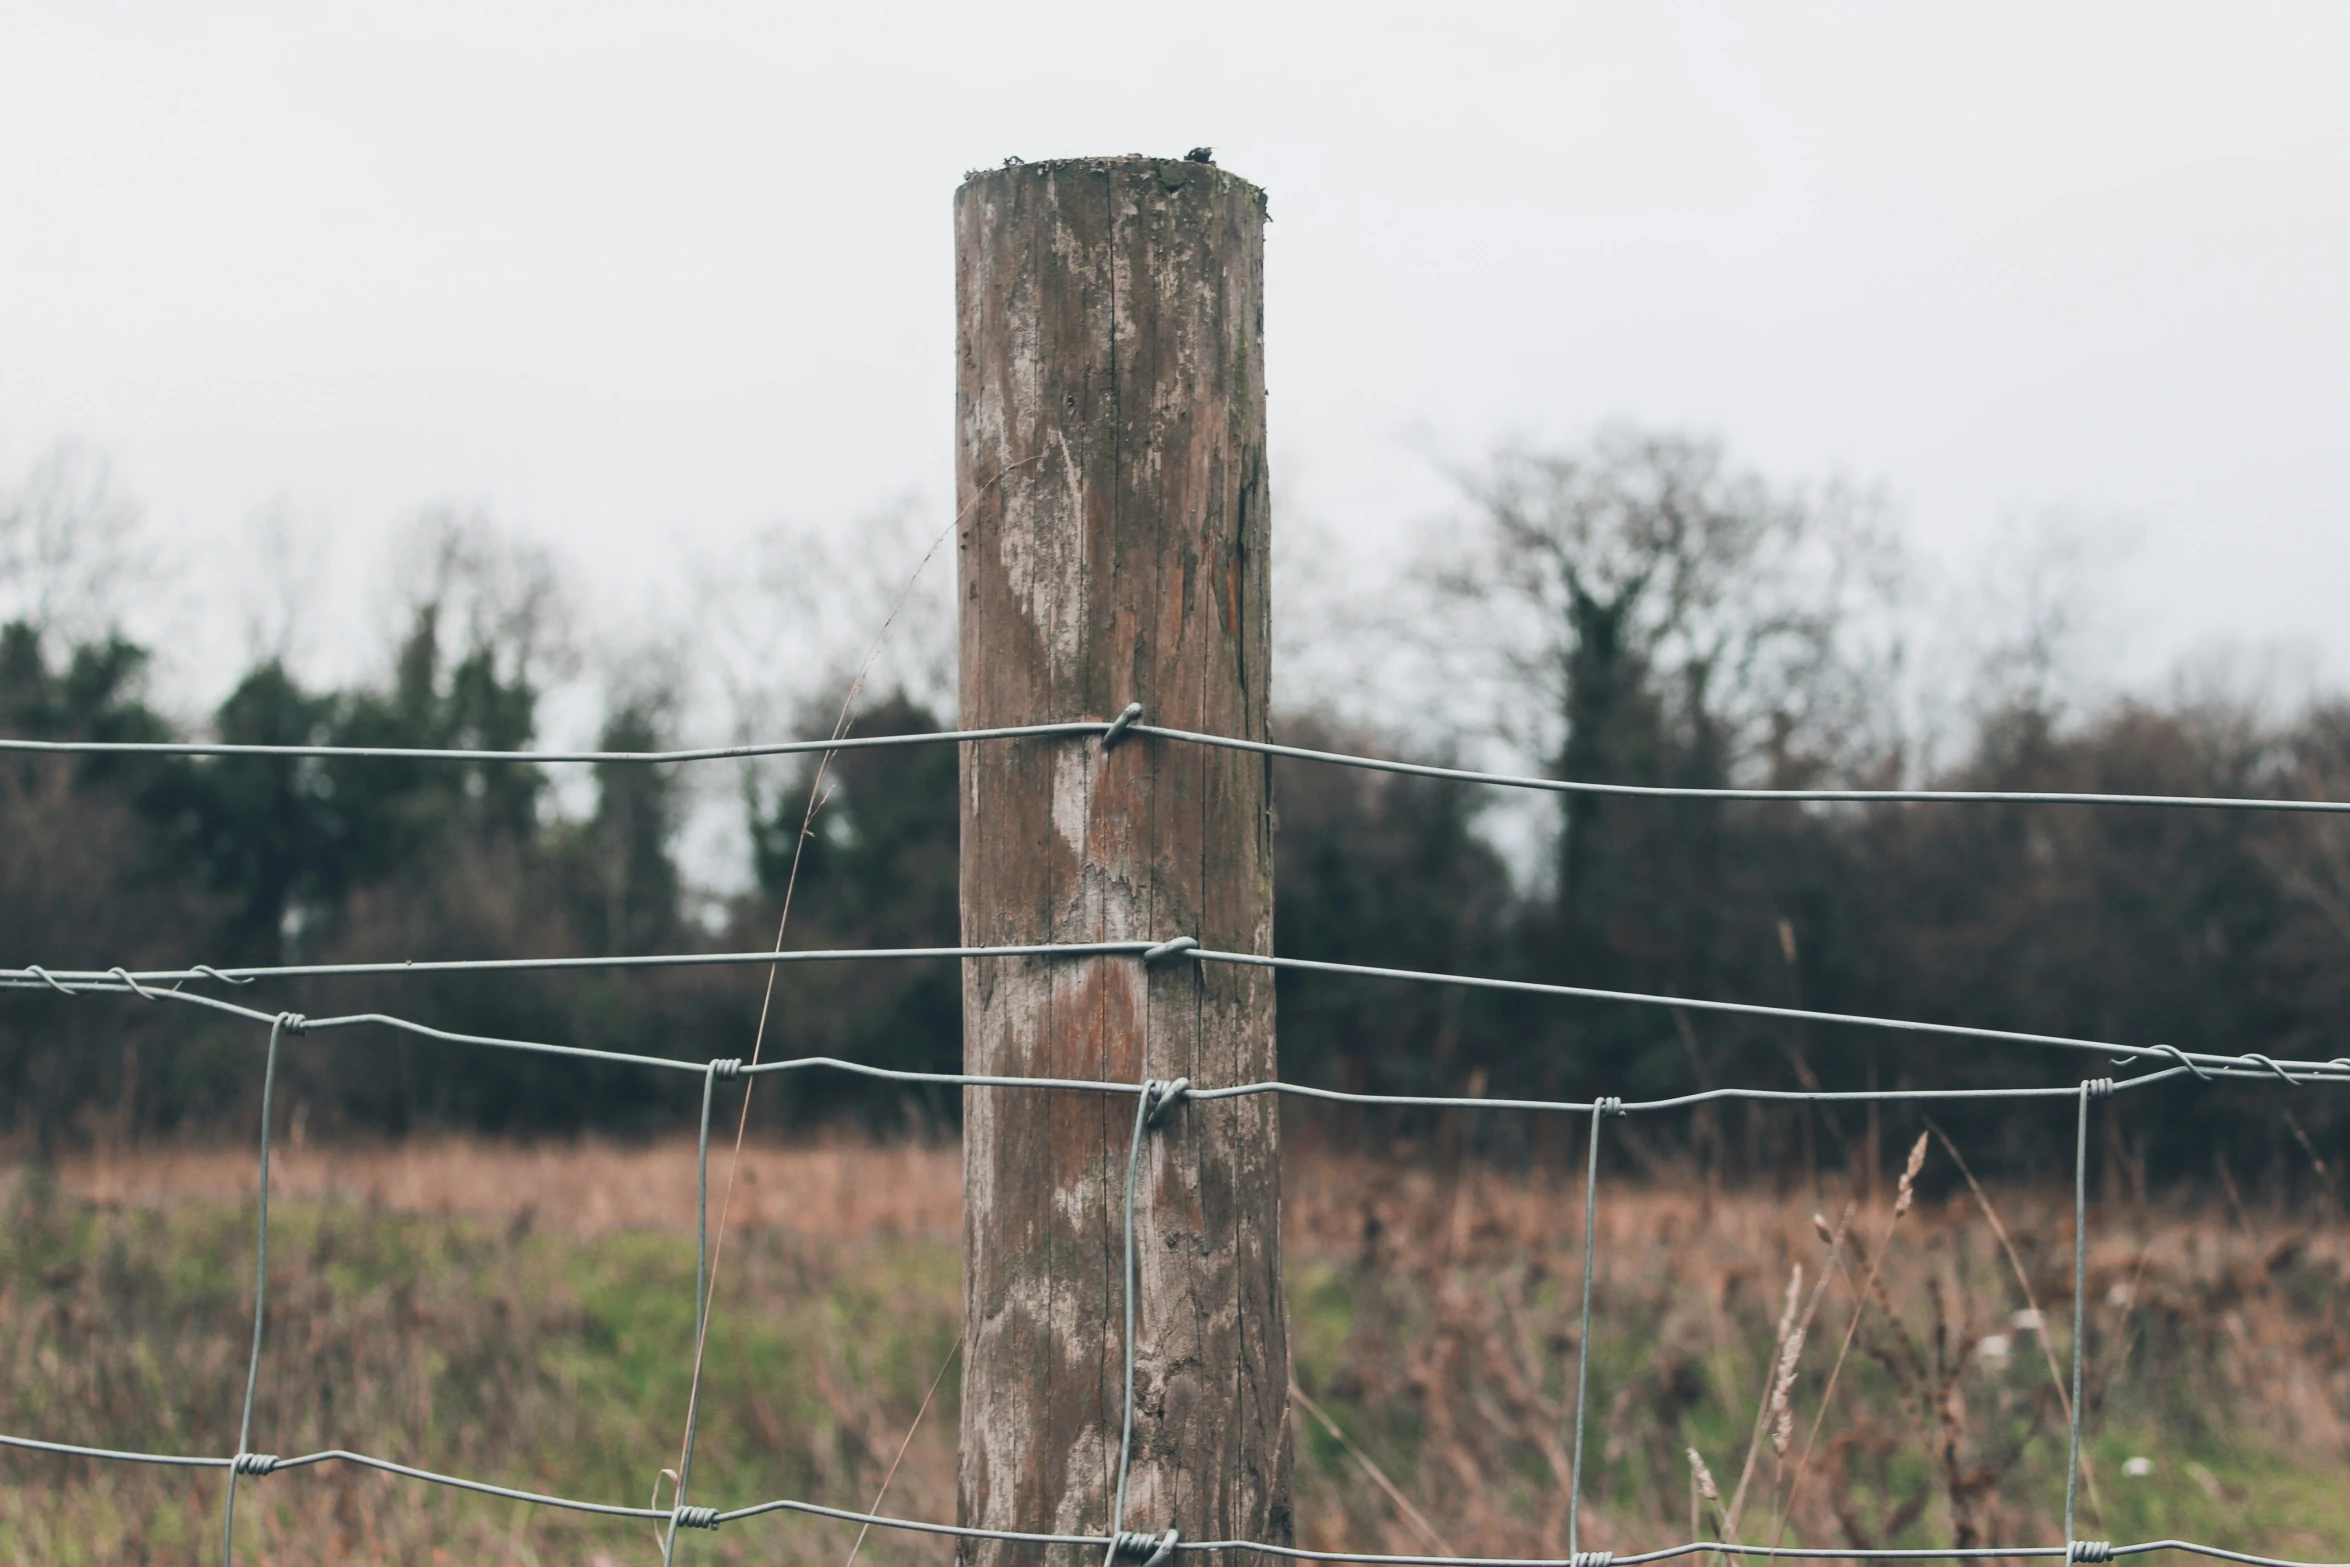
[{"left": 4, "top": 1133, "right": 2346, "bottom": 1566}]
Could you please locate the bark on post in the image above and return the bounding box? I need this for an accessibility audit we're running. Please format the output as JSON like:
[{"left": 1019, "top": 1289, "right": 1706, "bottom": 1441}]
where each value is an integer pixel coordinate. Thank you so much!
[{"left": 954, "top": 156, "right": 1289, "bottom": 1567}]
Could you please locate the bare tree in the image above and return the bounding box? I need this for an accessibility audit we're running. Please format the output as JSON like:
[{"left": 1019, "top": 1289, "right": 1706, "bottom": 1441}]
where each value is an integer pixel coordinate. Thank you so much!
[
  {"left": 1424, "top": 426, "right": 1904, "bottom": 923},
  {"left": 386, "top": 505, "right": 575, "bottom": 692},
  {"left": 696, "top": 494, "right": 958, "bottom": 747},
  {"left": 0, "top": 442, "right": 149, "bottom": 650}
]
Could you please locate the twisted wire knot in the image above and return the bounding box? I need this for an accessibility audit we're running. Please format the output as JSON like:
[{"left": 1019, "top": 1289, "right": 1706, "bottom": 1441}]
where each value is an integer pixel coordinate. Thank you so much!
[
  {"left": 24, "top": 966, "right": 76, "bottom": 996},
  {"left": 275, "top": 1012, "right": 308, "bottom": 1037},
  {"left": 1111, "top": 1528, "right": 1179, "bottom": 1567},
  {"left": 707, "top": 1058, "right": 744, "bottom": 1080},
  {"left": 2082, "top": 1078, "right": 2114, "bottom": 1101},
  {"left": 1102, "top": 702, "right": 1145, "bottom": 750},
  {"left": 106, "top": 967, "right": 159, "bottom": 1000},
  {"left": 2068, "top": 1542, "right": 2114, "bottom": 1563},
  {"left": 1593, "top": 1097, "right": 1624, "bottom": 1116},
  {"left": 2238, "top": 1053, "right": 2301, "bottom": 1086},
  {"left": 1571, "top": 1552, "right": 1615, "bottom": 1567},
  {"left": 2142, "top": 1044, "right": 2210, "bottom": 1081},
  {"left": 1145, "top": 1077, "right": 1190, "bottom": 1127},
  {"left": 230, "top": 1452, "right": 278, "bottom": 1476},
  {"left": 1142, "top": 936, "right": 1199, "bottom": 964},
  {"left": 672, "top": 1504, "right": 720, "bottom": 1530}
]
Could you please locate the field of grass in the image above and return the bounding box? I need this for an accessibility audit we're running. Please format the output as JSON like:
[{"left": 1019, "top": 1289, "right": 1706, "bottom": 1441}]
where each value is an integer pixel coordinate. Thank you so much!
[{"left": 4, "top": 1134, "right": 2346, "bottom": 1566}]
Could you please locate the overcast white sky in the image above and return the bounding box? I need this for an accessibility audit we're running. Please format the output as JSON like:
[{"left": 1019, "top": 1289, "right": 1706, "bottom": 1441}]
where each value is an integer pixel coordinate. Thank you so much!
[{"left": 4, "top": 1, "right": 2347, "bottom": 723}]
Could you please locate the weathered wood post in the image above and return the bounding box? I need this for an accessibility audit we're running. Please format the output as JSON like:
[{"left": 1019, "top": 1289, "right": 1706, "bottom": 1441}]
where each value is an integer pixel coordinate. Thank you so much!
[{"left": 955, "top": 156, "right": 1290, "bottom": 1567}]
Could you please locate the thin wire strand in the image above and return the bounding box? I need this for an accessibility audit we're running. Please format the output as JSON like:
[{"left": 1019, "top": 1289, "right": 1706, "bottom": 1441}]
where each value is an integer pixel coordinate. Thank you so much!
[
  {"left": 9, "top": 742, "right": 2350, "bottom": 1560},
  {"left": 1105, "top": 1081, "right": 1159, "bottom": 1567},
  {"left": 13, "top": 713, "right": 2350, "bottom": 816},
  {"left": 2065, "top": 1080, "right": 2098, "bottom": 1544},
  {"left": 1567, "top": 1100, "right": 1611, "bottom": 1555},
  {"left": 843, "top": 1333, "right": 963, "bottom": 1567},
  {"left": 0, "top": 1434, "right": 231, "bottom": 1468},
  {"left": 218, "top": 1012, "right": 287, "bottom": 1567},
  {"left": 661, "top": 472, "right": 1003, "bottom": 1558},
  {"left": 1185, "top": 1544, "right": 2350, "bottom": 1567},
  {"left": 10, "top": 940, "right": 1156, "bottom": 986},
  {"left": 1181, "top": 950, "right": 2350, "bottom": 1083},
  {"left": 12, "top": 973, "right": 2341, "bottom": 1110},
  {"left": 0, "top": 720, "right": 1109, "bottom": 766},
  {"left": 19, "top": 945, "right": 2350, "bottom": 1084},
  {"left": 658, "top": 1062, "right": 725, "bottom": 1566},
  {"left": 13, "top": 1430, "right": 2350, "bottom": 1565},
  {"left": 1123, "top": 724, "right": 2350, "bottom": 815}
]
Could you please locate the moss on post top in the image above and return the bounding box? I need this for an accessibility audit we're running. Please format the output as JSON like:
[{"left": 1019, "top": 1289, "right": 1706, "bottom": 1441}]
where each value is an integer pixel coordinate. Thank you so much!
[{"left": 958, "top": 152, "right": 1267, "bottom": 212}]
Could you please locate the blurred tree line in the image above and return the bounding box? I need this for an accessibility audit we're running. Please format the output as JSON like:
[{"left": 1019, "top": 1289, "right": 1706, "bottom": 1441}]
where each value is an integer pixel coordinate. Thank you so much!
[{"left": 3, "top": 431, "right": 2347, "bottom": 1189}]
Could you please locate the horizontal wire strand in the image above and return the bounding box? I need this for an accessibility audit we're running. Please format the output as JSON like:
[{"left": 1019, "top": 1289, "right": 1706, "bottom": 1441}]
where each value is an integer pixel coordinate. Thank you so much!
[
  {"left": 1127, "top": 723, "right": 2350, "bottom": 815},
  {"left": 6, "top": 712, "right": 2348, "bottom": 813},
  {"left": 9, "top": 973, "right": 2329, "bottom": 1104},
  {"left": 3, "top": 1438, "right": 2342, "bottom": 1567},
  {"left": 2, "top": 940, "right": 1157, "bottom": 986},
  {"left": 11, "top": 715, "right": 2350, "bottom": 1560},
  {"left": 0, "top": 720, "right": 1110, "bottom": 767},
  {"left": 13, "top": 945, "right": 2348, "bottom": 1086}
]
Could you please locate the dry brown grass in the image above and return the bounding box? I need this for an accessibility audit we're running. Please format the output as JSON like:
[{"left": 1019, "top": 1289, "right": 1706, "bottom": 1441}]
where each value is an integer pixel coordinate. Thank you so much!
[
  {"left": 8, "top": 1134, "right": 2349, "bottom": 1565},
  {"left": 52, "top": 1135, "right": 963, "bottom": 1240},
  {"left": 1283, "top": 1145, "right": 2350, "bottom": 1562}
]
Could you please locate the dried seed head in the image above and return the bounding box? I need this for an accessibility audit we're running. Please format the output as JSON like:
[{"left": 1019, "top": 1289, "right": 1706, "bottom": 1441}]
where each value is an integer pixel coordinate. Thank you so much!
[
  {"left": 1768, "top": 1326, "right": 1806, "bottom": 1456},
  {"left": 1893, "top": 1132, "right": 1930, "bottom": 1217},
  {"left": 1687, "top": 1447, "right": 1721, "bottom": 1502},
  {"left": 1776, "top": 1264, "right": 1805, "bottom": 1345},
  {"left": 1778, "top": 1326, "right": 1807, "bottom": 1381}
]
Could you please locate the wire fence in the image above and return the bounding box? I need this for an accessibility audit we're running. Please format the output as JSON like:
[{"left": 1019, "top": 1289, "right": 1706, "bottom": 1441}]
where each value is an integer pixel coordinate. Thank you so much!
[{"left": 3, "top": 713, "right": 2348, "bottom": 1567}]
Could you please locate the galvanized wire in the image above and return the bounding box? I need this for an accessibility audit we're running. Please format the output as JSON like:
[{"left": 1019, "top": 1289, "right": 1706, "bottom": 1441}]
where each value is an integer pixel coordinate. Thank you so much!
[
  {"left": 658, "top": 1060, "right": 729, "bottom": 1566},
  {"left": 18, "top": 939, "right": 2350, "bottom": 1085},
  {"left": 14, "top": 942, "right": 2348, "bottom": 1086},
  {"left": 1567, "top": 1099, "right": 1615, "bottom": 1556},
  {"left": 0, "top": 719, "right": 1112, "bottom": 766},
  {"left": 1122, "top": 722, "right": 2350, "bottom": 816},
  {"left": 11, "top": 1427, "right": 2350, "bottom": 1566},
  {"left": 11, "top": 968, "right": 2337, "bottom": 1561},
  {"left": 3, "top": 939, "right": 1158, "bottom": 986},
  {"left": 1104, "top": 1079, "right": 1162, "bottom": 1567},
  {"left": 1180, "top": 1544, "right": 2350, "bottom": 1567},
  {"left": 219, "top": 1010, "right": 293, "bottom": 1567},
  {"left": 9, "top": 716, "right": 2350, "bottom": 1562},
  {"left": 2064, "top": 1078, "right": 2112, "bottom": 1545},
  {"left": 10, "top": 708, "right": 2350, "bottom": 813},
  {"left": 9, "top": 962, "right": 2345, "bottom": 1120}
]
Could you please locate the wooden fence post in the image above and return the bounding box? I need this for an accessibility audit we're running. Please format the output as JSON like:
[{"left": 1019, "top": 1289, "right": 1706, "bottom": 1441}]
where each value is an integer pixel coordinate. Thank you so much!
[{"left": 954, "top": 155, "right": 1290, "bottom": 1567}]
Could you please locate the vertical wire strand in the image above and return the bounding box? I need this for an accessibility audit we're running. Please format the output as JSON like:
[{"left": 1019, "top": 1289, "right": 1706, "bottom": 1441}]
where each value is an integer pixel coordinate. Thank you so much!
[
  {"left": 1567, "top": 1101, "right": 1607, "bottom": 1556},
  {"left": 1103, "top": 1081, "right": 1157, "bottom": 1567},
  {"left": 661, "top": 1062, "right": 722, "bottom": 1566},
  {"left": 219, "top": 1013, "right": 287, "bottom": 1567},
  {"left": 2064, "top": 1079, "right": 2092, "bottom": 1544}
]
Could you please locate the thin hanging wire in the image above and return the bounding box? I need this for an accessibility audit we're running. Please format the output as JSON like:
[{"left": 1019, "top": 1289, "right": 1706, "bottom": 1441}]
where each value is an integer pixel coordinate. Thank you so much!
[
  {"left": 1567, "top": 1099, "right": 1615, "bottom": 1556},
  {"left": 659, "top": 1061, "right": 727, "bottom": 1564},
  {"left": 1104, "top": 1081, "right": 1161, "bottom": 1567},
  {"left": 219, "top": 1012, "right": 293, "bottom": 1567},
  {"left": 2064, "top": 1078, "right": 2110, "bottom": 1547}
]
